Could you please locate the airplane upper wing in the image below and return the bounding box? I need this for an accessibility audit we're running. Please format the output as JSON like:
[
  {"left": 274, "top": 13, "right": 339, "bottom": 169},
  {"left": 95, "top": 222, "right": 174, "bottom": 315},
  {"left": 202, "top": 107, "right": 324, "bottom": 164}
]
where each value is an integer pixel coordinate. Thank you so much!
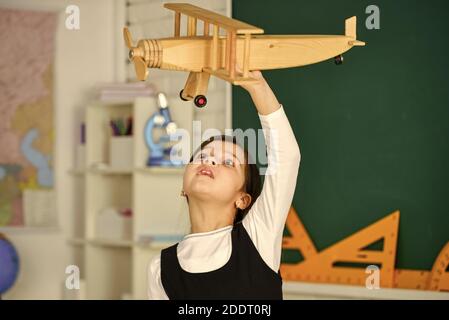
[{"left": 164, "top": 3, "right": 264, "bottom": 34}]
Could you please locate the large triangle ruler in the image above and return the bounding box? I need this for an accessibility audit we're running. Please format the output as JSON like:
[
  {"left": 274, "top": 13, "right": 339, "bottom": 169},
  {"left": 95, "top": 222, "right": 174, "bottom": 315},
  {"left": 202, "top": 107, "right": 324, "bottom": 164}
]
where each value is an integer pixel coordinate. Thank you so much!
[{"left": 281, "top": 207, "right": 449, "bottom": 291}]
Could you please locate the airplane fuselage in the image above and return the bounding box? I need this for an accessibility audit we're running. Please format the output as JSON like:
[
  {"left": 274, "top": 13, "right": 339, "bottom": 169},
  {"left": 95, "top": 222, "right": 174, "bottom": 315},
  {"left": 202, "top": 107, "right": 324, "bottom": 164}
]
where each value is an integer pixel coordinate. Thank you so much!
[{"left": 137, "top": 34, "right": 361, "bottom": 73}]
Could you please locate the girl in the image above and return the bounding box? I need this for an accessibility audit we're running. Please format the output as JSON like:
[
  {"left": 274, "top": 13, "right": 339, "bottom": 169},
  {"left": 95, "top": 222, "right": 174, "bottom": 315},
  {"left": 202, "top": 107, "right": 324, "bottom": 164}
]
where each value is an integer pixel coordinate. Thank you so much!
[{"left": 147, "top": 69, "right": 301, "bottom": 299}]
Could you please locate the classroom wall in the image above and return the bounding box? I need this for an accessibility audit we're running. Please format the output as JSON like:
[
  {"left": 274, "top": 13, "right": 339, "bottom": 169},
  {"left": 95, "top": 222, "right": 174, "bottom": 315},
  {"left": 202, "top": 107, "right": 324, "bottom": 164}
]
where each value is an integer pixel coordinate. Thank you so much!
[
  {"left": 232, "top": 0, "right": 449, "bottom": 271},
  {"left": 1, "top": 0, "right": 118, "bottom": 299}
]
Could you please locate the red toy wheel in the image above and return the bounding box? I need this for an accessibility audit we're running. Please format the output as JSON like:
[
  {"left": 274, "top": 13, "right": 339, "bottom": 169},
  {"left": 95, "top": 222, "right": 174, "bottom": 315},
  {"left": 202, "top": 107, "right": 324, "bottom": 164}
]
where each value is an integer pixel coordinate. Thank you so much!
[{"left": 194, "top": 95, "right": 207, "bottom": 108}]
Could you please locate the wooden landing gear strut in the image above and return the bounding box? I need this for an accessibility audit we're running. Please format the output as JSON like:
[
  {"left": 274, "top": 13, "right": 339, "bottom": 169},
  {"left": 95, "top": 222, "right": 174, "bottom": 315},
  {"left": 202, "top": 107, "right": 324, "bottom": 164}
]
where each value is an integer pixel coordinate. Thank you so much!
[{"left": 179, "top": 90, "right": 207, "bottom": 108}]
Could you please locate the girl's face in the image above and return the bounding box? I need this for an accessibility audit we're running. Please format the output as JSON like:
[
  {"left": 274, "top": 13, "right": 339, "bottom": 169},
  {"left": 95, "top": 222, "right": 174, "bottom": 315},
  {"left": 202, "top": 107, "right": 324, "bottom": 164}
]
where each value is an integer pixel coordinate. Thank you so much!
[{"left": 183, "top": 140, "right": 247, "bottom": 205}]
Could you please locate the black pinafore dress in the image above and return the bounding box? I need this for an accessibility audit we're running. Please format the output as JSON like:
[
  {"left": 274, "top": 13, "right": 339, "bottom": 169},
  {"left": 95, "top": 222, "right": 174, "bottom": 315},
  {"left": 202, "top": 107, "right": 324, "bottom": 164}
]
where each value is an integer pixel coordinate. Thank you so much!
[{"left": 160, "top": 221, "right": 283, "bottom": 299}]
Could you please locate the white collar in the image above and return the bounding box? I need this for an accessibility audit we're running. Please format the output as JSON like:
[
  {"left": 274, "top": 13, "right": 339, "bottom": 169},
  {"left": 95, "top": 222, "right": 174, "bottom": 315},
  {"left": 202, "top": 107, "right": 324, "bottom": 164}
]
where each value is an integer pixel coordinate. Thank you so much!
[{"left": 183, "top": 224, "right": 233, "bottom": 240}]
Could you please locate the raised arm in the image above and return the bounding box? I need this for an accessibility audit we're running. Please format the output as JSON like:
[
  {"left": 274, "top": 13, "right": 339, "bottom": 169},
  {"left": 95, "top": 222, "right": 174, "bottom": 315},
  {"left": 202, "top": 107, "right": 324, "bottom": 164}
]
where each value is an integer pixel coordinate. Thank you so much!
[
  {"left": 240, "top": 71, "right": 301, "bottom": 272},
  {"left": 239, "top": 70, "right": 282, "bottom": 116}
]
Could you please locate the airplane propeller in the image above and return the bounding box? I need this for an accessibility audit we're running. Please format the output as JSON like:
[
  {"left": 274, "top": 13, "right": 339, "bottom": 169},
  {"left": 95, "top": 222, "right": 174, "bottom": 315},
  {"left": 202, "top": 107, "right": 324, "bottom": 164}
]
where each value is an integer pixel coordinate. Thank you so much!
[{"left": 123, "top": 28, "right": 148, "bottom": 81}]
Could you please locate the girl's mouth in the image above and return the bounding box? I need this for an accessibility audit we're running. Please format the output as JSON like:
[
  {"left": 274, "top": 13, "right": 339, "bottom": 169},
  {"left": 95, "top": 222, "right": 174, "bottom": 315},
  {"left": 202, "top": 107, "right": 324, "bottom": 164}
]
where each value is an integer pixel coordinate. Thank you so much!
[{"left": 197, "top": 166, "right": 215, "bottom": 179}]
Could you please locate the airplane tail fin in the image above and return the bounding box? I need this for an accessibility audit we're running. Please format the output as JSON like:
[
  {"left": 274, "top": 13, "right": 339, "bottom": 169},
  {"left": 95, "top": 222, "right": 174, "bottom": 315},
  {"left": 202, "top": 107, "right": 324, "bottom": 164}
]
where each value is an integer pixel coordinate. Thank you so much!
[
  {"left": 345, "top": 16, "right": 357, "bottom": 38},
  {"left": 345, "top": 16, "right": 365, "bottom": 46}
]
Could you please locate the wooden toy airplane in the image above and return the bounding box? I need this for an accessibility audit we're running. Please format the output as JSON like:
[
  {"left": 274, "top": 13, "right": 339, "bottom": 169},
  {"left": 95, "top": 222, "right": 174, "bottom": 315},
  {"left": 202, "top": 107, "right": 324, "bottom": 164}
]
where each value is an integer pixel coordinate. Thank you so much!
[{"left": 124, "top": 3, "right": 365, "bottom": 107}]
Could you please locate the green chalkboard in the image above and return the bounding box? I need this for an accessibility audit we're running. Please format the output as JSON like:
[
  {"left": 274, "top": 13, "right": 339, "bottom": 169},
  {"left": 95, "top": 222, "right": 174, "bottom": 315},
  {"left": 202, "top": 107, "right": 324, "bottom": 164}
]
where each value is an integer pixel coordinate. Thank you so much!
[{"left": 232, "top": 0, "right": 449, "bottom": 270}]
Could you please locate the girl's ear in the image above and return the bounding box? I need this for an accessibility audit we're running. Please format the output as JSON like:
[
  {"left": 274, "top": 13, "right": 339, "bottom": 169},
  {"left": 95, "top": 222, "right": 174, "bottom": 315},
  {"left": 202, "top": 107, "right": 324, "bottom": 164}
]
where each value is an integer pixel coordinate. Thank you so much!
[{"left": 236, "top": 193, "right": 252, "bottom": 210}]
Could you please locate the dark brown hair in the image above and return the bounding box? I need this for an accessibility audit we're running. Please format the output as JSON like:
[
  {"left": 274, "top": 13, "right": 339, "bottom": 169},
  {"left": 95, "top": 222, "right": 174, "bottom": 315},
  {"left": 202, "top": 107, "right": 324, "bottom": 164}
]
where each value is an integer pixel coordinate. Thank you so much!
[{"left": 188, "top": 134, "right": 262, "bottom": 224}]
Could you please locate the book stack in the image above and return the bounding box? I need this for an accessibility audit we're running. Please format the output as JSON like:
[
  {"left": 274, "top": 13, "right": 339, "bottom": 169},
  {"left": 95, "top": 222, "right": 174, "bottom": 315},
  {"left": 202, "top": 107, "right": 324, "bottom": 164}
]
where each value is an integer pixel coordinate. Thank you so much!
[{"left": 96, "top": 82, "right": 156, "bottom": 102}]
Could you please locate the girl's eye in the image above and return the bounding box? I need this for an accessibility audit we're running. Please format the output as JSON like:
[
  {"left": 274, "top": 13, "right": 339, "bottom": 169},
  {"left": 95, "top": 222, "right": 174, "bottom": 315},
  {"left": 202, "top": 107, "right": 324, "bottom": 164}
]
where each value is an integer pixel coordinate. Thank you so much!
[{"left": 224, "top": 158, "right": 234, "bottom": 167}]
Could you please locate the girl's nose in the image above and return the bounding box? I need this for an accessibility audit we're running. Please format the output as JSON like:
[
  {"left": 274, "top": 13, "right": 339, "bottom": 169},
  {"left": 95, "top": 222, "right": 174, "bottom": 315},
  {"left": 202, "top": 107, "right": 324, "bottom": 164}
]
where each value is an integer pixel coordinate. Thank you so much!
[{"left": 205, "top": 156, "right": 217, "bottom": 166}]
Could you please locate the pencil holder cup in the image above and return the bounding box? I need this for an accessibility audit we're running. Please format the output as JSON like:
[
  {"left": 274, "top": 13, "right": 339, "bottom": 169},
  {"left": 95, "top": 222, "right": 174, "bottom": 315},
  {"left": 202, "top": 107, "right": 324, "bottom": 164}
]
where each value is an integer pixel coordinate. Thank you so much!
[{"left": 109, "top": 136, "right": 133, "bottom": 170}]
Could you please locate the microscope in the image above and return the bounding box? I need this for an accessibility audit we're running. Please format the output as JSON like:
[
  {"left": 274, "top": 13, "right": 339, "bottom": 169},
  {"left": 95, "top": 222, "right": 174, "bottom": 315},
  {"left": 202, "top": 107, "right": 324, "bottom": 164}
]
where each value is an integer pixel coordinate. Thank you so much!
[{"left": 144, "top": 93, "right": 183, "bottom": 167}]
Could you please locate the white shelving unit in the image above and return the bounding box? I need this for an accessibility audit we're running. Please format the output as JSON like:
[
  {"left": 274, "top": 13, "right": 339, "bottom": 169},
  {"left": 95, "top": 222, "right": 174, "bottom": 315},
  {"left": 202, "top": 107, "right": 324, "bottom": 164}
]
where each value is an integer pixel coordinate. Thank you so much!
[
  {"left": 62, "top": 0, "right": 233, "bottom": 300},
  {"left": 67, "top": 96, "right": 203, "bottom": 299}
]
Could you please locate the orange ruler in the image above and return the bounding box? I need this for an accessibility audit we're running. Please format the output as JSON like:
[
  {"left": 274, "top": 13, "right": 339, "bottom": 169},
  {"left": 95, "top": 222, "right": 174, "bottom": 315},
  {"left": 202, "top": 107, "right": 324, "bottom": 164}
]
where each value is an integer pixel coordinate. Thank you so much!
[{"left": 281, "top": 207, "right": 449, "bottom": 291}]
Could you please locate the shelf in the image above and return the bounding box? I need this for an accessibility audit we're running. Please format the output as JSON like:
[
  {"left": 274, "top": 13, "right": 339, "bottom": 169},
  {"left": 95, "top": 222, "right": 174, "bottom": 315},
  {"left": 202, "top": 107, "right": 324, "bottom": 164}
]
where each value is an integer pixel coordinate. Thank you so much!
[
  {"left": 88, "top": 100, "right": 137, "bottom": 107},
  {"left": 87, "top": 167, "right": 133, "bottom": 175},
  {"left": 87, "top": 238, "right": 134, "bottom": 248},
  {"left": 134, "top": 166, "right": 185, "bottom": 175},
  {"left": 69, "top": 166, "right": 186, "bottom": 176},
  {"left": 67, "top": 236, "right": 177, "bottom": 250},
  {"left": 135, "top": 241, "right": 176, "bottom": 250}
]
